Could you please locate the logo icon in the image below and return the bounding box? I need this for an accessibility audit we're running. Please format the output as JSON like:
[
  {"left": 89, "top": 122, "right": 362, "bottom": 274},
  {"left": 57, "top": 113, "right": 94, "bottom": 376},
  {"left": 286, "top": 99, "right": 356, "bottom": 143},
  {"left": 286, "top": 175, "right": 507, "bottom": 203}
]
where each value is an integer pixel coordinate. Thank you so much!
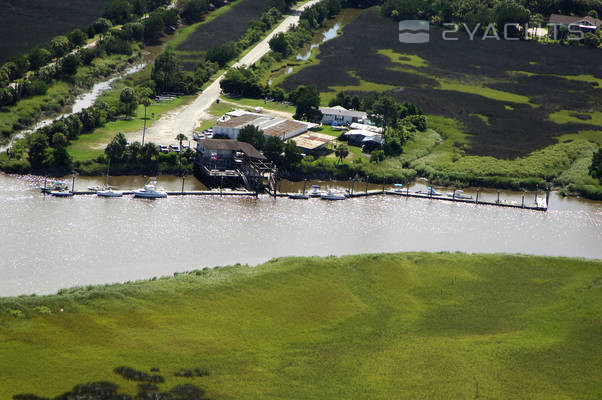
[{"left": 399, "top": 20, "right": 430, "bottom": 43}]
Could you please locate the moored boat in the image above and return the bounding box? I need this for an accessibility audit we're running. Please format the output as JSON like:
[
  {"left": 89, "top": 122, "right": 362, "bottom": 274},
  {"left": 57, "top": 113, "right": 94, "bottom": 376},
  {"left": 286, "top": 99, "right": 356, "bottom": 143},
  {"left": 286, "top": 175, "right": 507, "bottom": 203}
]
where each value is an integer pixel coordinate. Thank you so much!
[
  {"left": 308, "top": 185, "right": 322, "bottom": 198},
  {"left": 288, "top": 193, "right": 309, "bottom": 199},
  {"left": 133, "top": 179, "right": 167, "bottom": 199},
  {"left": 320, "top": 189, "right": 346, "bottom": 201},
  {"left": 50, "top": 190, "right": 73, "bottom": 197},
  {"left": 419, "top": 186, "right": 443, "bottom": 196},
  {"left": 393, "top": 183, "right": 404, "bottom": 192},
  {"left": 97, "top": 189, "right": 123, "bottom": 198},
  {"left": 41, "top": 181, "right": 68, "bottom": 193},
  {"left": 447, "top": 189, "right": 472, "bottom": 199}
]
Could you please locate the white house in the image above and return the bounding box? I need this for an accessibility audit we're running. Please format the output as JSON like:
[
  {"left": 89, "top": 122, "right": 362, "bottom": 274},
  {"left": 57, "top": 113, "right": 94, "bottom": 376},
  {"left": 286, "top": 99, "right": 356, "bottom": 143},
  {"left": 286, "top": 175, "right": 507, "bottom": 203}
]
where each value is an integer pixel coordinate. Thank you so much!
[{"left": 319, "top": 105, "right": 367, "bottom": 125}]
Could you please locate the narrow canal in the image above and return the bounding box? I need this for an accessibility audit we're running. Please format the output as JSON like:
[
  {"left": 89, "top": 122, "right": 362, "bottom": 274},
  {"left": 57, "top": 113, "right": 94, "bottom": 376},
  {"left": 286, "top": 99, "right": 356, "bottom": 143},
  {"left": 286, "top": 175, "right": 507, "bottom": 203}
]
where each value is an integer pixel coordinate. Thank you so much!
[{"left": 1, "top": 173, "right": 600, "bottom": 296}]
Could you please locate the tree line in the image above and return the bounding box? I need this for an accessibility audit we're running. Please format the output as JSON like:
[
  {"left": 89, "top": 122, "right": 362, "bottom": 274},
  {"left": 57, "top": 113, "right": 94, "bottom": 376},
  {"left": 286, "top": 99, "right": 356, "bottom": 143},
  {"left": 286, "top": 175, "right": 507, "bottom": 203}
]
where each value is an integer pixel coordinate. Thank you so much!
[{"left": 381, "top": 0, "right": 602, "bottom": 43}]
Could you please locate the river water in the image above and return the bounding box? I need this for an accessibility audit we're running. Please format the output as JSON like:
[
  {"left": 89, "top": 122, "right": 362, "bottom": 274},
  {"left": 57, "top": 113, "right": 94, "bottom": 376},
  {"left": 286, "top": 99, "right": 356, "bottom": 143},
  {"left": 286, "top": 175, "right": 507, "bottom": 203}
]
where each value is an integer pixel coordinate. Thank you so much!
[{"left": 1, "top": 173, "right": 600, "bottom": 297}]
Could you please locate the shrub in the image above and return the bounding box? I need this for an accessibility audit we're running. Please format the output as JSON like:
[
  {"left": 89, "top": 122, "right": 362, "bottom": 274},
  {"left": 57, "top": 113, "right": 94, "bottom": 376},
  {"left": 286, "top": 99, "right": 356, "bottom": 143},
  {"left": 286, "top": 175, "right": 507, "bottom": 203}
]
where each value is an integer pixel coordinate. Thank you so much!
[
  {"left": 8, "top": 309, "right": 25, "bottom": 318},
  {"left": 33, "top": 306, "right": 52, "bottom": 314},
  {"left": 113, "top": 366, "right": 165, "bottom": 383}
]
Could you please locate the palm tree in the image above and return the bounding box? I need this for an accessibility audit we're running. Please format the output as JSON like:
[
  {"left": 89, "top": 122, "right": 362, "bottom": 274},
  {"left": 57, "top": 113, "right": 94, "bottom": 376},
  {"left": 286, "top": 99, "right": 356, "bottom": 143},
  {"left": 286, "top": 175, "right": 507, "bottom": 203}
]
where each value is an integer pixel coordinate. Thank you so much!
[
  {"left": 335, "top": 143, "right": 349, "bottom": 164},
  {"left": 175, "top": 133, "right": 188, "bottom": 176},
  {"left": 140, "top": 97, "right": 153, "bottom": 146}
]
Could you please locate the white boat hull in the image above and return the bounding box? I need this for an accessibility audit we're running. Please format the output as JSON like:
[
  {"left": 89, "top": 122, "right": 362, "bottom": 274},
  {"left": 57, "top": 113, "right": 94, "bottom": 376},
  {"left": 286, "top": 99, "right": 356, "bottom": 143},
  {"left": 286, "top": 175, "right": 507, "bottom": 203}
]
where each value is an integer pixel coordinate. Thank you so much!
[
  {"left": 97, "top": 190, "right": 123, "bottom": 198},
  {"left": 133, "top": 191, "right": 168, "bottom": 199},
  {"left": 51, "top": 191, "right": 73, "bottom": 197}
]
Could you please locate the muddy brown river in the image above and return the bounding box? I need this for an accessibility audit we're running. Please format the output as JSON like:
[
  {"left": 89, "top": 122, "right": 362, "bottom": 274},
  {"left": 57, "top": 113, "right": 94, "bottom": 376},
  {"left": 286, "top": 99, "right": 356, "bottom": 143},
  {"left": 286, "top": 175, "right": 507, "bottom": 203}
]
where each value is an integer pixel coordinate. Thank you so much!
[{"left": 0, "top": 173, "right": 600, "bottom": 296}]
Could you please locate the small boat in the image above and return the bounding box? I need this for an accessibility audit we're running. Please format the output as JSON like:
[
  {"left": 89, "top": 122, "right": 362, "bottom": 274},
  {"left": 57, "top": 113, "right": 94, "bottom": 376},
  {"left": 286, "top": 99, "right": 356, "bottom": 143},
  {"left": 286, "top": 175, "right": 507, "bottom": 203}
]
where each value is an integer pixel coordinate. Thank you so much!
[
  {"left": 88, "top": 185, "right": 114, "bottom": 192},
  {"left": 447, "top": 189, "right": 472, "bottom": 199},
  {"left": 288, "top": 193, "right": 309, "bottom": 199},
  {"left": 419, "top": 186, "right": 443, "bottom": 196},
  {"left": 41, "top": 181, "right": 68, "bottom": 193},
  {"left": 50, "top": 190, "right": 73, "bottom": 197},
  {"left": 393, "top": 183, "right": 404, "bottom": 192},
  {"left": 97, "top": 189, "right": 123, "bottom": 198},
  {"left": 133, "top": 179, "right": 167, "bottom": 199},
  {"left": 308, "top": 185, "right": 322, "bottom": 197},
  {"left": 320, "top": 189, "right": 346, "bottom": 201}
]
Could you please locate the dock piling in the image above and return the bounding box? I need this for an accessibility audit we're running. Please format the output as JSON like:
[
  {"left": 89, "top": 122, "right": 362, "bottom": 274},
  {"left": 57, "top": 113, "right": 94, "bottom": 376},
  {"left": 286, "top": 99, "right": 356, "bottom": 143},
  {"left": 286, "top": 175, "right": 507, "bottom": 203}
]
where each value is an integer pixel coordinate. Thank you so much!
[
  {"left": 521, "top": 194, "right": 525, "bottom": 208},
  {"left": 475, "top": 190, "right": 479, "bottom": 204},
  {"left": 71, "top": 176, "right": 75, "bottom": 193},
  {"left": 181, "top": 176, "right": 185, "bottom": 193},
  {"left": 497, "top": 191, "right": 500, "bottom": 204}
]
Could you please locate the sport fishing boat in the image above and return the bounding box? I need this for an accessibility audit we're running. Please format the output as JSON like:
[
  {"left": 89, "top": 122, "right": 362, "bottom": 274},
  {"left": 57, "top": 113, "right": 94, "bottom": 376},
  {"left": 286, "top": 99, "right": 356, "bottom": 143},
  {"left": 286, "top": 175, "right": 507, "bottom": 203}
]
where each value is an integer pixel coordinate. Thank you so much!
[
  {"left": 320, "top": 189, "right": 346, "bottom": 201},
  {"left": 447, "top": 189, "right": 472, "bottom": 199},
  {"left": 41, "top": 180, "right": 68, "bottom": 193},
  {"left": 133, "top": 179, "right": 167, "bottom": 199}
]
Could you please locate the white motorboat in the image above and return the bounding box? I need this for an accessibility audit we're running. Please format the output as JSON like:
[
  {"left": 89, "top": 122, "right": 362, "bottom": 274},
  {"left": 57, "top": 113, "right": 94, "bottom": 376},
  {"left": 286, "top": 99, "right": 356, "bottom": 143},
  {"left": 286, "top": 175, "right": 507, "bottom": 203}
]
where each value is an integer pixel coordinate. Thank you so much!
[
  {"left": 97, "top": 189, "right": 123, "bottom": 198},
  {"left": 447, "top": 189, "right": 472, "bottom": 199},
  {"left": 393, "top": 183, "right": 404, "bottom": 192},
  {"left": 308, "top": 185, "right": 322, "bottom": 197},
  {"left": 133, "top": 179, "right": 167, "bottom": 199},
  {"left": 320, "top": 189, "right": 346, "bottom": 201}
]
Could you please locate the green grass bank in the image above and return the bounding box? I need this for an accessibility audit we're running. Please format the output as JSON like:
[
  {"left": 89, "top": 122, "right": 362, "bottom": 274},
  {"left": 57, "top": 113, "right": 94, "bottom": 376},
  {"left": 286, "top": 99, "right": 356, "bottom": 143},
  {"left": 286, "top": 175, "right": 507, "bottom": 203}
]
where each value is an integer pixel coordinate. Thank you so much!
[{"left": 1, "top": 252, "right": 601, "bottom": 399}]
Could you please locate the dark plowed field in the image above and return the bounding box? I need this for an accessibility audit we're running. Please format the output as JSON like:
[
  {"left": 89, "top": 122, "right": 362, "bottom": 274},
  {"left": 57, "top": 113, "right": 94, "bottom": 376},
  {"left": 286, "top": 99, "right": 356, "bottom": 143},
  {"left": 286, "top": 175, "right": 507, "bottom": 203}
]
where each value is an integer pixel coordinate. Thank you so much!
[
  {"left": 280, "top": 8, "right": 602, "bottom": 158},
  {"left": 177, "top": 0, "right": 267, "bottom": 53},
  {"left": 0, "top": 0, "right": 112, "bottom": 63}
]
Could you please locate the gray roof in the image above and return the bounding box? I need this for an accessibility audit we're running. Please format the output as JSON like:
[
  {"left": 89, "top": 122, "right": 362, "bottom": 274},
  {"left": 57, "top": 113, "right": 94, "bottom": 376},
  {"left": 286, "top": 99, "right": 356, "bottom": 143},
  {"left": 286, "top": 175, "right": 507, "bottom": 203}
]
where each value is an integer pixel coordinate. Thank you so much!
[
  {"left": 319, "top": 106, "right": 367, "bottom": 119},
  {"left": 199, "top": 139, "right": 266, "bottom": 160},
  {"left": 549, "top": 14, "right": 602, "bottom": 27}
]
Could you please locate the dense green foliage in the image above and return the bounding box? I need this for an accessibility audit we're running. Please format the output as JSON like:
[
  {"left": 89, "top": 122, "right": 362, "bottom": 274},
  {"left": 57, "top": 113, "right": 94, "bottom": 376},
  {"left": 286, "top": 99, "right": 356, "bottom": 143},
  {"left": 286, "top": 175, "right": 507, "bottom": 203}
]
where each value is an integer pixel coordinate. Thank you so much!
[
  {"left": 1, "top": 253, "right": 600, "bottom": 399},
  {"left": 381, "top": 0, "right": 602, "bottom": 26},
  {"left": 290, "top": 85, "right": 323, "bottom": 121}
]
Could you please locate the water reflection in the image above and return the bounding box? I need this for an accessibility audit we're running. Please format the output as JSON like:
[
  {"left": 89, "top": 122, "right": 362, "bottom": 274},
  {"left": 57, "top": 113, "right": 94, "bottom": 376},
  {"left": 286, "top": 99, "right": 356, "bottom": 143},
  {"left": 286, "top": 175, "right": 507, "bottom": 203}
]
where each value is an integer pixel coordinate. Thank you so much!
[
  {"left": 296, "top": 23, "right": 341, "bottom": 61},
  {"left": 0, "top": 173, "right": 600, "bottom": 297}
]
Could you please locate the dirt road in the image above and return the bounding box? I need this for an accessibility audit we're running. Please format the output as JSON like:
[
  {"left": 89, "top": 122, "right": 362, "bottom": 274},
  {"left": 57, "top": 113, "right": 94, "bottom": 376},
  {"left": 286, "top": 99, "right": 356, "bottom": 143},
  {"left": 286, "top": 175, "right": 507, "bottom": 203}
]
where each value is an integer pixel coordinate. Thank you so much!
[{"left": 125, "top": 0, "right": 322, "bottom": 145}]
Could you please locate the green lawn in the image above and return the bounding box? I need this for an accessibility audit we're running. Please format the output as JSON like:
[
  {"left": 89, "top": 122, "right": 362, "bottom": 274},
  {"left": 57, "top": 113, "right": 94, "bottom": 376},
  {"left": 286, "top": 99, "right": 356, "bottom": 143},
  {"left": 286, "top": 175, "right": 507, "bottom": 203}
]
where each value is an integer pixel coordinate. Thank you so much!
[
  {"left": 67, "top": 96, "right": 194, "bottom": 162},
  {"left": 220, "top": 95, "right": 296, "bottom": 114},
  {"left": 1, "top": 253, "right": 600, "bottom": 399}
]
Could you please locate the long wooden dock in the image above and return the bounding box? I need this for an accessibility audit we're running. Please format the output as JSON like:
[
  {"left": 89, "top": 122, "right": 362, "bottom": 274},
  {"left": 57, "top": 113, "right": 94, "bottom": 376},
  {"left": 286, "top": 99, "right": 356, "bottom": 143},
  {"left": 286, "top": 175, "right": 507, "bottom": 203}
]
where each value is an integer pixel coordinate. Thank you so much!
[
  {"left": 64, "top": 190, "right": 258, "bottom": 197},
  {"left": 278, "top": 189, "right": 548, "bottom": 211},
  {"left": 48, "top": 187, "right": 549, "bottom": 211}
]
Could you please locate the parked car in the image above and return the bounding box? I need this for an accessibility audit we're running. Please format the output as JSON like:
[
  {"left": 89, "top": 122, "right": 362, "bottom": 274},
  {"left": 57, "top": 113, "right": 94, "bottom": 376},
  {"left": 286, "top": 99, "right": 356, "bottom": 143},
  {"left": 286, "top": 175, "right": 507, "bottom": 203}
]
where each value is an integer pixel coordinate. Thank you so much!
[
  {"left": 159, "top": 145, "right": 169, "bottom": 154},
  {"left": 169, "top": 144, "right": 180, "bottom": 152}
]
